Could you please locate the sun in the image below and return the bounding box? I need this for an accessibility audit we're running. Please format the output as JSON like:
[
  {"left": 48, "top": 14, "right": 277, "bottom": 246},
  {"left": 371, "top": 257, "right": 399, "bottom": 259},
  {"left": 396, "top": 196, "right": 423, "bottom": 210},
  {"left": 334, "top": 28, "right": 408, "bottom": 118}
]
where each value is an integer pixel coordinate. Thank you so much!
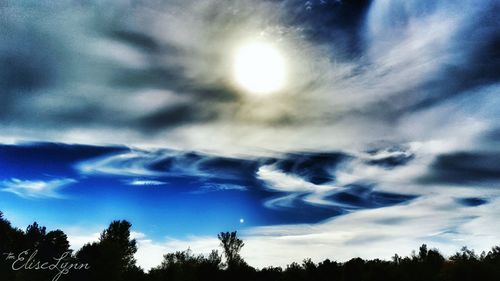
[{"left": 233, "top": 41, "right": 286, "bottom": 95}]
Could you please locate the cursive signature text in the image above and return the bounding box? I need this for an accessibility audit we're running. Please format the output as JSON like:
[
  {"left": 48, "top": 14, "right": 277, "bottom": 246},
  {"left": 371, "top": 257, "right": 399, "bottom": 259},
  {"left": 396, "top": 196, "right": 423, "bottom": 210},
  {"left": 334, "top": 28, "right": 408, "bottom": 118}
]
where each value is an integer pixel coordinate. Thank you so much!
[{"left": 3, "top": 249, "right": 90, "bottom": 281}]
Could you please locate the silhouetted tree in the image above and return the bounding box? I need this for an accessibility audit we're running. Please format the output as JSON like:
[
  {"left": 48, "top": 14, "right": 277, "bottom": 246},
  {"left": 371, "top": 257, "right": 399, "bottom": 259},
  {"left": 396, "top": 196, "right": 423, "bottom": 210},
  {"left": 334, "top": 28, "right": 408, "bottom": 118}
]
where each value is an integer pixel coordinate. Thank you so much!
[
  {"left": 259, "top": 266, "right": 283, "bottom": 281},
  {"left": 343, "top": 257, "right": 365, "bottom": 281},
  {"left": 76, "top": 220, "right": 139, "bottom": 281},
  {"left": 24, "top": 222, "right": 46, "bottom": 249},
  {"left": 41, "top": 229, "right": 71, "bottom": 257},
  {"left": 149, "top": 249, "right": 222, "bottom": 281},
  {"left": 283, "top": 261, "right": 306, "bottom": 281},
  {"left": 218, "top": 231, "right": 244, "bottom": 268},
  {"left": 482, "top": 246, "right": 500, "bottom": 281},
  {"left": 442, "top": 246, "right": 487, "bottom": 281},
  {"left": 317, "top": 259, "right": 342, "bottom": 281},
  {"left": 0, "top": 212, "right": 25, "bottom": 281}
]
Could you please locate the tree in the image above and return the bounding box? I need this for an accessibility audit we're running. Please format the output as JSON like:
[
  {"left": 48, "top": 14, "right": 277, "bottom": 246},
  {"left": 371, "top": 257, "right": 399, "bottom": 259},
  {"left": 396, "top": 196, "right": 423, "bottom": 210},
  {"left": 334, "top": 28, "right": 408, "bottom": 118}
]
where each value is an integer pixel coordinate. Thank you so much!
[
  {"left": 39, "top": 230, "right": 71, "bottom": 257},
  {"left": 76, "top": 220, "right": 139, "bottom": 281},
  {"left": 217, "top": 231, "right": 244, "bottom": 269},
  {"left": 0, "top": 212, "right": 25, "bottom": 281},
  {"left": 149, "top": 249, "right": 222, "bottom": 281},
  {"left": 99, "top": 220, "right": 138, "bottom": 269},
  {"left": 25, "top": 222, "right": 46, "bottom": 249}
]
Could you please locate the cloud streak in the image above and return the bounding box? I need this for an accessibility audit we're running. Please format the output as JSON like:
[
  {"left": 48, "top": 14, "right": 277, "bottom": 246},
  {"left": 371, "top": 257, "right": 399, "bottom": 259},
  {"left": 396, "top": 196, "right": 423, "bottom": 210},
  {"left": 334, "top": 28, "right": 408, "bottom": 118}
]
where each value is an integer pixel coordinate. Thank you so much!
[{"left": 0, "top": 178, "right": 76, "bottom": 199}]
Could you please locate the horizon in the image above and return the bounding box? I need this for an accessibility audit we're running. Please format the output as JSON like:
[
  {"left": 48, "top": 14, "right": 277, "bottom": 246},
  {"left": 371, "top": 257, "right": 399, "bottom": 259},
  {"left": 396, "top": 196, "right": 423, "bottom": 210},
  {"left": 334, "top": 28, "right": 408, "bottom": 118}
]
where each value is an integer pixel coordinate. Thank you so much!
[{"left": 1, "top": 210, "right": 499, "bottom": 271}]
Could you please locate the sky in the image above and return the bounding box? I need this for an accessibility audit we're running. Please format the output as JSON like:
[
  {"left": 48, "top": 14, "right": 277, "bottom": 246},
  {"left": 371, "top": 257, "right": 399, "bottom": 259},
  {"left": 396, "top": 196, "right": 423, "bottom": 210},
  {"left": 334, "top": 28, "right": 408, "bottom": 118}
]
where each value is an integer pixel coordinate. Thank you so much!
[{"left": 1, "top": 0, "right": 499, "bottom": 270}]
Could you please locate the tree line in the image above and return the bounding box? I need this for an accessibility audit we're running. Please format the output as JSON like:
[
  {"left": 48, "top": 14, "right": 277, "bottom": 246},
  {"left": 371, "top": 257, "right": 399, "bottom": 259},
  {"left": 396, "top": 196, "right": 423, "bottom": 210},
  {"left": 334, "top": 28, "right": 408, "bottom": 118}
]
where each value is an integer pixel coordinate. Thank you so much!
[{"left": 1, "top": 211, "right": 499, "bottom": 281}]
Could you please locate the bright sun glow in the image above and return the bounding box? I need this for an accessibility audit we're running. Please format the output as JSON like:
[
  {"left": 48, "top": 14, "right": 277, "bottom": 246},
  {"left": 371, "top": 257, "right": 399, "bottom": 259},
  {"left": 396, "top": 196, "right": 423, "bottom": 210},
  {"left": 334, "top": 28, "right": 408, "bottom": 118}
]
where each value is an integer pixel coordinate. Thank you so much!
[{"left": 233, "top": 41, "right": 286, "bottom": 95}]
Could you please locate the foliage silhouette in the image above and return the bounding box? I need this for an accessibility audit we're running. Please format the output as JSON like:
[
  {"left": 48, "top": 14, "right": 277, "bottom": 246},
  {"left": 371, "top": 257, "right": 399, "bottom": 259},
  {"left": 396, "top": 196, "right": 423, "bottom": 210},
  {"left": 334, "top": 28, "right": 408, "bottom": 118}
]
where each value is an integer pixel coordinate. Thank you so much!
[
  {"left": 217, "top": 231, "right": 245, "bottom": 269},
  {"left": 1, "top": 211, "right": 499, "bottom": 281},
  {"left": 149, "top": 249, "right": 222, "bottom": 281},
  {"left": 75, "top": 220, "right": 142, "bottom": 281}
]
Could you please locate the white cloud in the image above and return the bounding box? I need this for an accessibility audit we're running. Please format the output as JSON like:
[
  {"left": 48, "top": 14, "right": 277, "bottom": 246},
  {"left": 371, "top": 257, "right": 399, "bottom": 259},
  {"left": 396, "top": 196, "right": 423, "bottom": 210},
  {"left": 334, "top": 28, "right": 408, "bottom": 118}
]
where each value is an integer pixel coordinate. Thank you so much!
[
  {"left": 257, "top": 164, "right": 342, "bottom": 208},
  {"left": 0, "top": 178, "right": 76, "bottom": 199},
  {"left": 130, "top": 231, "right": 147, "bottom": 239},
  {"left": 240, "top": 196, "right": 500, "bottom": 268},
  {"left": 134, "top": 236, "right": 220, "bottom": 270},
  {"left": 77, "top": 149, "right": 238, "bottom": 179},
  {"left": 65, "top": 227, "right": 102, "bottom": 251},
  {"left": 128, "top": 179, "right": 168, "bottom": 186}
]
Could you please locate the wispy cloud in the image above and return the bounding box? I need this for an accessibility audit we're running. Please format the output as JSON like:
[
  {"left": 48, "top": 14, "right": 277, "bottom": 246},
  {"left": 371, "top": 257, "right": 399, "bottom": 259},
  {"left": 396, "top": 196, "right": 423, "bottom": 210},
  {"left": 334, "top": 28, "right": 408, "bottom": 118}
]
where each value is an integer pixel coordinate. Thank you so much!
[
  {"left": 194, "top": 183, "right": 247, "bottom": 194},
  {"left": 0, "top": 178, "right": 76, "bottom": 199},
  {"left": 257, "top": 164, "right": 341, "bottom": 208},
  {"left": 127, "top": 179, "right": 168, "bottom": 186},
  {"left": 77, "top": 149, "right": 259, "bottom": 180},
  {"left": 241, "top": 195, "right": 500, "bottom": 268}
]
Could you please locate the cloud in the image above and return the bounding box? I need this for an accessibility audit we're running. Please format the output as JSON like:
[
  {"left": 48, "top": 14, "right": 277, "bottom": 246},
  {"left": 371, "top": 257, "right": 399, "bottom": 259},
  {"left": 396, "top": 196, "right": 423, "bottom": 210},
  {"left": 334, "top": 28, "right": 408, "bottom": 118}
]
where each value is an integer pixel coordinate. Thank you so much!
[
  {"left": 456, "top": 197, "right": 488, "bottom": 207},
  {"left": 418, "top": 151, "right": 500, "bottom": 185},
  {"left": 195, "top": 183, "right": 247, "bottom": 193},
  {"left": 0, "top": 178, "right": 76, "bottom": 199},
  {"left": 66, "top": 229, "right": 101, "bottom": 251},
  {"left": 0, "top": 0, "right": 496, "bottom": 157},
  {"left": 130, "top": 231, "right": 147, "bottom": 240},
  {"left": 134, "top": 235, "right": 220, "bottom": 270},
  {"left": 256, "top": 149, "right": 419, "bottom": 210},
  {"left": 76, "top": 149, "right": 260, "bottom": 180},
  {"left": 74, "top": 146, "right": 419, "bottom": 212},
  {"left": 127, "top": 179, "right": 168, "bottom": 186},
  {"left": 239, "top": 195, "right": 500, "bottom": 268}
]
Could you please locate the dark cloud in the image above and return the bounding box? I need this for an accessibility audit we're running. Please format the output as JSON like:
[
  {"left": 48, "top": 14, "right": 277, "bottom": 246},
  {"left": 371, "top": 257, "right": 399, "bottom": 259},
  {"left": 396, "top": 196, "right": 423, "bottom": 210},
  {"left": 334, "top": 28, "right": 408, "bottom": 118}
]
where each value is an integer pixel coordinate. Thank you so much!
[
  {"left": 138, "top": 103, "right": 220, "bottom": 131},
  {"left": 419, "top": 152, "right": 500, "bottom": 185},
  {"left": 456, "top": 197, "right": 488, "bottom": 207},
  {"left": 146, "top": 151, "right": 262, "bottom": 180},
  {"left": 484, "top": 128, "right": 500, "bottom": 143},
  {"left": 0, "top": 51, "right": 53, "bottom": 92},
  {"left": 327, "top": 184, "right": 417, "bottom": 209},
  {"left": 107, "top": 29, "right": 163, "bottom": 53},
  {"left": 196, "top": 156, "right": 262, "bottom": 178},
  {"left": 273, "top": 152, "right": 348, "bottom": 184},
  {"left": 0, "top": 22, "right": 60, "bottom": 118}
]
